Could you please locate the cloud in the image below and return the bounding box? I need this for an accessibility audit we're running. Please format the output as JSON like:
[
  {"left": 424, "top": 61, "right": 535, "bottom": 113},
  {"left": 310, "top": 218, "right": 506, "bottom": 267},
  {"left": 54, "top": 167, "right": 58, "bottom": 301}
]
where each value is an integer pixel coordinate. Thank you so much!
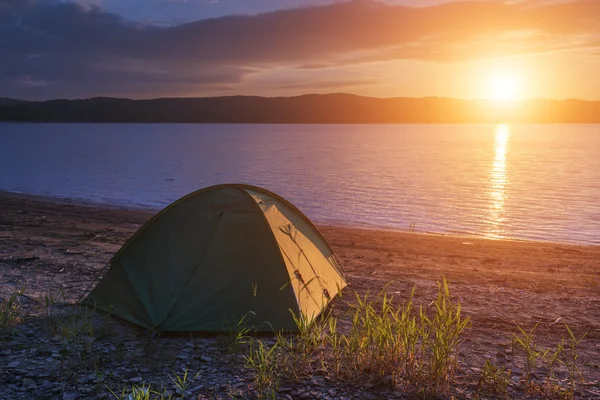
[
  {"left": 13, "top": 75, "right": 54, "bottom": 87},
  {"left": 1, "top": 0, "right": 599, "bottom": 99}
]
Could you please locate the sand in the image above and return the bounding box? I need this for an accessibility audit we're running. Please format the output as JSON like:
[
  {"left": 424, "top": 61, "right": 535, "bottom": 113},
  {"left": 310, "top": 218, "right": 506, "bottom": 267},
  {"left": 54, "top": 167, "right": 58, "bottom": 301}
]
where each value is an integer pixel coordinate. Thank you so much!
[{"left": 1, "top": 190, "right": 599, "bottom": 397}]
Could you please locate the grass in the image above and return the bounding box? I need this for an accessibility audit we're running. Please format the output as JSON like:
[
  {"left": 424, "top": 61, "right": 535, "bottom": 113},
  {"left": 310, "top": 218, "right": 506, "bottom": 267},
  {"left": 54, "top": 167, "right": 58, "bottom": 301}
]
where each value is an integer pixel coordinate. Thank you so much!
[
  {"left": 170, "top": 366, "right": 201, "bottom": 396},
  {"left": 1, "top": 280, "right": 591, "bottom": 400},
  {"left": 562, "top": 323, "right": 587, "bottom": 393},
  {"left": 242, "top": 278, "right": 471, "bottom": 398},
  {"left": 107, "top": 383, "right": 174, "bottom": 400},
  {"left": 408, "top": 221, "right": 416, "bottom": 233},
  {"left": 510, "top": 322, "right": 589, "bottom": 398},
  {"left": 0, "top": 288, "right": 24, "bottom": 335},
  {"left": 217, "top": 311, "right": 255, "bottom": 352},
  {"left": 239, "top": 279, "right": 590, "bottom": 399},
  {"left": 513, "top": 322, "right": 546, "bottom": 391},
  {"left": 43, "top": 288, "right": 64, "bottom": 332},
  {"left": 477, "top": 358, "right": 511, "bottom": 398},
  {"left": 244, "top": 339, "right": 280, "bottom": 399}
]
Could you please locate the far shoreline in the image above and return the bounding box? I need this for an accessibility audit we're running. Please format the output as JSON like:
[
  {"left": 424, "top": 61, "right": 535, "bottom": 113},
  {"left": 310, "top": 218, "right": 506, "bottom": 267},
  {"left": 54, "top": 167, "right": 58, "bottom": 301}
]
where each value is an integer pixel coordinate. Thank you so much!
[
  {"left": 2, "top": 95, "right": 600, "bottom": 123},
  {"left": 2, "top": 121, "right": 600, "bottom": 125}
]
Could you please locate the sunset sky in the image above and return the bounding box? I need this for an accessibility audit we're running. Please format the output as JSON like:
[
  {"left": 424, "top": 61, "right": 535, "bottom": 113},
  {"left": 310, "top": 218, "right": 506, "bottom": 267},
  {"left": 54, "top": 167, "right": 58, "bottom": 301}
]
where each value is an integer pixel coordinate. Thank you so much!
[{"left": 2, "top": 0, "right": 599, "bottom": 100}]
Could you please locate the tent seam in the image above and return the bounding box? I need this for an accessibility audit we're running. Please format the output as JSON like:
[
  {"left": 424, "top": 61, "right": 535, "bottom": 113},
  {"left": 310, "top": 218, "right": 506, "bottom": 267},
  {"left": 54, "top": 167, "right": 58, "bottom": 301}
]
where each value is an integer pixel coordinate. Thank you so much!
[
  {"left": 239, "top": 188, "right": 302, "bottom": 317},
  {"left": 154, "top": 211, "right": 224, "bottom": 331},
  {"left": 79, "top": 185, "right": 226, "bottom": 303}
]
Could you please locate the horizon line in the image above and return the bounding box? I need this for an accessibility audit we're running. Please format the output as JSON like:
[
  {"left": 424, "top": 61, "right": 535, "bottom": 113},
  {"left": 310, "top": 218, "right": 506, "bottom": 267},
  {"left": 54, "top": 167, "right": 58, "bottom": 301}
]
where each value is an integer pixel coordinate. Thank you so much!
[{"left": 3, "top": 93, "right": 600, "bottom": 103}]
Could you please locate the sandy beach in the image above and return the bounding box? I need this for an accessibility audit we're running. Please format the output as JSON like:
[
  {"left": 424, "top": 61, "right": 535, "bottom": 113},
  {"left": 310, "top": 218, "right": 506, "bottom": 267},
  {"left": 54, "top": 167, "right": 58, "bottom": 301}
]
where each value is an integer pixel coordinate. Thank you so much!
[{"left": 1, "top": 190, "right": 599, "bottom": 399}]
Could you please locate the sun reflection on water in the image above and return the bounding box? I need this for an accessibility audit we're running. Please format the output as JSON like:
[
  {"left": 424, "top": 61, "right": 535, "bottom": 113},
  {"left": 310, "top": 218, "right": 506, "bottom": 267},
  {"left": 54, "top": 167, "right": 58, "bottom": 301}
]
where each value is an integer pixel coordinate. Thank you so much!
[{"left": 486, "top": 124, "right": 510, "bottom": 239}]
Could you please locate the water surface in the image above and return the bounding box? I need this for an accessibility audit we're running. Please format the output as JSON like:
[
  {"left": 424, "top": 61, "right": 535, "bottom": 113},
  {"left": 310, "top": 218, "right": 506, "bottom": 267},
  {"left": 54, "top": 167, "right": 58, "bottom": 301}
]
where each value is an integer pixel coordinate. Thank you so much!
[{"left": 1, "top": 123, "right": 599, "bottom": 245}]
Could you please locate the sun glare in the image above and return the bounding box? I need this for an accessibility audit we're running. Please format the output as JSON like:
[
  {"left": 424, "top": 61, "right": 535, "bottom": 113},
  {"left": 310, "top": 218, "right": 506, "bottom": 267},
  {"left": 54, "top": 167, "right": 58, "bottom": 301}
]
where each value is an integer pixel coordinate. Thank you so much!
[{"left": 488, "top": 74, "right": 520, "bottom": 101}]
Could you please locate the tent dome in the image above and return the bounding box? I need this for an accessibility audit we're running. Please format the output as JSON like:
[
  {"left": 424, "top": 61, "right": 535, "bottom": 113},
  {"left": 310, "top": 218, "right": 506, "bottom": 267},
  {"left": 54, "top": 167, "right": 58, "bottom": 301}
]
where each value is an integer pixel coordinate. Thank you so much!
[{"left": 83, "top": 184, "right": 347, "bottom": 332}]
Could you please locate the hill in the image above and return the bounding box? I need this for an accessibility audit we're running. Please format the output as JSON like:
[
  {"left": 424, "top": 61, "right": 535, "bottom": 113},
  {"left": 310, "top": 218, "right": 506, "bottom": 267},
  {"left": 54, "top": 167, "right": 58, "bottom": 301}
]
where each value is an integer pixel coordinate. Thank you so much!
[
  {"left": 0, "top": 94, "right": 598, "bottom": 123},
  {"left": 0, "top": 98, "right": 27, "bottom": 106}
]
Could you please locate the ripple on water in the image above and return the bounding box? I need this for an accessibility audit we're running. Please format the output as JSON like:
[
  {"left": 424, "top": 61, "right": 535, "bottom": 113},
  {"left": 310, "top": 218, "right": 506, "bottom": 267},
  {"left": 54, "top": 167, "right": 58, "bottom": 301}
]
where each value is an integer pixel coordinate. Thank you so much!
[{"left": 0, "top": 123, "right": 599, "bottom": 245}]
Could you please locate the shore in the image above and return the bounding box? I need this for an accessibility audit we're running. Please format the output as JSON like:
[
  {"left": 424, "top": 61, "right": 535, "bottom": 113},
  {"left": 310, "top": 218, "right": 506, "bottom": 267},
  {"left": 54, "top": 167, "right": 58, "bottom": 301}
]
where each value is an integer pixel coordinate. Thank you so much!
[{"left": 1, "top": 191, "right": 599, "bottom": 399}]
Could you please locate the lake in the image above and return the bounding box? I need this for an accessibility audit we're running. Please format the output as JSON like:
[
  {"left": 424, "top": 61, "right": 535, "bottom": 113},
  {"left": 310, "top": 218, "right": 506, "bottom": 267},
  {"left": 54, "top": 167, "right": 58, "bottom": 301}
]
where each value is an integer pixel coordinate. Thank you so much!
[{"left": 1, "top": 123, "right": 599, "bottom": 245}]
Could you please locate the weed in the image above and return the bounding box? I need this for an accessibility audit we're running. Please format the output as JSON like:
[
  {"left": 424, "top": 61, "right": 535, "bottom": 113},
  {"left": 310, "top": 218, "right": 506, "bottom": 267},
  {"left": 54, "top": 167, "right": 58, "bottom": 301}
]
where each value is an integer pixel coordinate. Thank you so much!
[
  {"left": 398, "top": 287, "right": 421, "bottom": 381},
  {"left": 170, "top": 366, "right": 201, "bottom": 395},
  {"left": 217, "top": 311, "right": 255, "bottom": 352},
  {"left": 338, "top": 289, "right": 405, "bottom": 383},
  {"left": 325, "top": 316, "right": 343, "bottom": 376},
  {"left": 422, "top": 278, "right": 471, "bottom": 394},
  {"left": 43, "top": 288, "right": 65, "bottom": 333},
  {"left": 271, "top": 279, "right": 471, "bottom": 397},
  {"left": 107, "top": 382, "right": 173, "bottom": 400},
  {"left": 290, "top": 309, "right": 326, "bottom": 355},
  {"left": 477, "top": 358, "right": 511, "bottom": 398},
  {"left": 244, "top": 339, "right": 279, "bottom": 399},
  {"left": 58, "top": 305, "right": 95, "bottom": 344},
  {"left": 512, "top": 323, "right": 547, "bottom": 392},
  {"left": 409, "top": 221, "right": 416, "bottom": 233},
  {"left": 0, "top": 288, "right": 24, "bottom": 334},
  {"left": 510, "top": 322, "right": 587, "bottom": 398},
  {"left": 561, "top": 323, "right": 587, "bottom": 395}
]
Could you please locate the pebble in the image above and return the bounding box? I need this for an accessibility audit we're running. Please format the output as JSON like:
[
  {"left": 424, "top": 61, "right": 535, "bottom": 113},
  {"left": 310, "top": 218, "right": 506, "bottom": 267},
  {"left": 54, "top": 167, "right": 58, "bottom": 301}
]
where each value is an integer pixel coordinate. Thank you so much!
[
  {"left": 22, "top": 377, "right": 36, "bottom": 390},
  {"left": 0, "top": 301, "right": 566, "bottom": 400},
  {"left": 62, "top": 391, "right": 80, "bottom": 400}
]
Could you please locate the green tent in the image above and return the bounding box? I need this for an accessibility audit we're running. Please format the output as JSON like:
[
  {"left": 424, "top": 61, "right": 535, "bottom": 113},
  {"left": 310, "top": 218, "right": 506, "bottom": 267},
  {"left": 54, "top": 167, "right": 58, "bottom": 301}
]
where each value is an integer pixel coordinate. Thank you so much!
[{"left": 83, "top": 184, "right": 347, "bottom": 332}]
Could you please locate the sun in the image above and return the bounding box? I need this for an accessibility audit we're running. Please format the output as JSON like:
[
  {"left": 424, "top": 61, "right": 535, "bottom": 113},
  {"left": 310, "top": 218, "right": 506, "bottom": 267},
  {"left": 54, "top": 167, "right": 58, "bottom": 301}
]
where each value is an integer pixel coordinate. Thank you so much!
[{"left": 487, "top": 73, "right": 521, "bottom": 101}]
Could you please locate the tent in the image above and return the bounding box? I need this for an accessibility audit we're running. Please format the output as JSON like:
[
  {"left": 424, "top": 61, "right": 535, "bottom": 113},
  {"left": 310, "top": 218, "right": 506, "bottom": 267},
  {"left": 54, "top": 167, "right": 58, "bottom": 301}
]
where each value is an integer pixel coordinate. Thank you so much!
[{"left": 83, "top": 184, "right": 347, "bottom": 332}]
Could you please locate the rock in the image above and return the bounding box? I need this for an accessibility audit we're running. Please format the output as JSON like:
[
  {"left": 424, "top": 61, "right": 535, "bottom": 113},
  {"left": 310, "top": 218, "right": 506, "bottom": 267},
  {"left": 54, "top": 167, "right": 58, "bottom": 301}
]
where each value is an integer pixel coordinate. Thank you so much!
[
  {"left": 79, "top": 386, "right": 93, "bottom": 394},
  {"left": 6, "top": 375, "right": 18, "bottom": 385},
  {"left": 7, "top": 361, "right": 20, "bottom": 369},
  {"left": 63, "top": 391, "right": 80, "bottom": 400},
  {"left": 39, "top": 380, "right": 54, "bottom": 390},
  {"left": 129, "top": 376, "right": 143, "bottom": 383},
  {"left": 200, "top": 355, "right": 212, "bottom": 362},
  {"left": 12, "top": 368, "right": 29, "bottom": 376},
  {"left": 22, "top": 377, "right": 36, "bottom": 390},
  {"left": 64, "top": 249, "right": 83, "bottom": 255}
]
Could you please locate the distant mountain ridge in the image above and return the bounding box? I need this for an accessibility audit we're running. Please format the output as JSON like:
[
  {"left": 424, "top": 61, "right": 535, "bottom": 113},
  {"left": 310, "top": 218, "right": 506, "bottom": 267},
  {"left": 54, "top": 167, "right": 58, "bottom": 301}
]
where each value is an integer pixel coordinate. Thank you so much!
[
  {"left": 0, "top": 98, "right": 28, "bottom": 106},
  {"left": 0, "top": 94, "right": 598, "bottom": 123}
]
